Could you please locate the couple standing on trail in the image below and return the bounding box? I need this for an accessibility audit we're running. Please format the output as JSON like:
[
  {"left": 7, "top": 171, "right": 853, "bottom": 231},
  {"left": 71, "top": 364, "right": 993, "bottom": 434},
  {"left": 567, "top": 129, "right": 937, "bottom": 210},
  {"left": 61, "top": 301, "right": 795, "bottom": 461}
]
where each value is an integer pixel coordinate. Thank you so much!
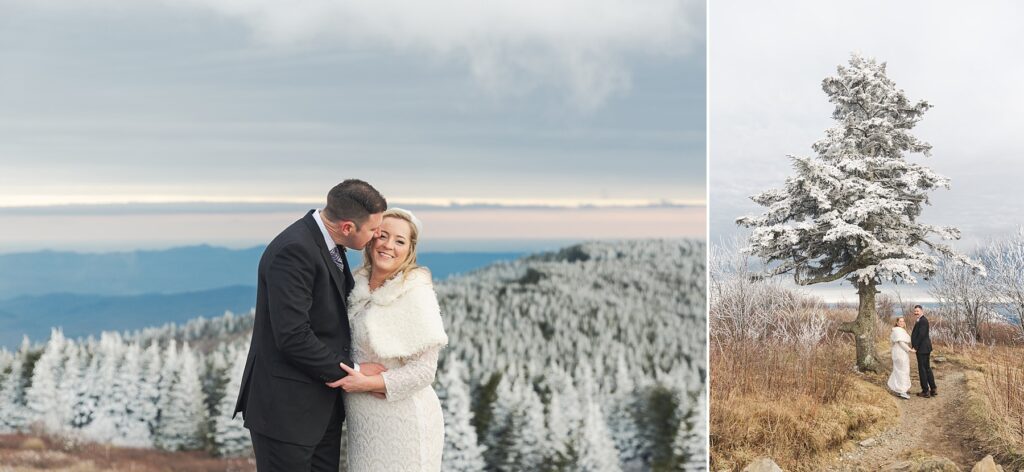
[{"left": 887, "top": 305, "right": 937, "bottom": 400}]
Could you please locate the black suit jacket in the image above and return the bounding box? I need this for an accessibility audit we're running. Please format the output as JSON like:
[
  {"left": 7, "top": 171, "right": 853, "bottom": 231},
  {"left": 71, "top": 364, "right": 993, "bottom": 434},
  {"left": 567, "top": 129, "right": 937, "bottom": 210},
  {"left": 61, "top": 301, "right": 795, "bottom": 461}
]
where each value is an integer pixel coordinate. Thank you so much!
[
  {"left": 234, "top": 210, "right": 355, "bottom": 446},
  {"left": 911, "top": 315, "right": 932, "bottom": 354}
]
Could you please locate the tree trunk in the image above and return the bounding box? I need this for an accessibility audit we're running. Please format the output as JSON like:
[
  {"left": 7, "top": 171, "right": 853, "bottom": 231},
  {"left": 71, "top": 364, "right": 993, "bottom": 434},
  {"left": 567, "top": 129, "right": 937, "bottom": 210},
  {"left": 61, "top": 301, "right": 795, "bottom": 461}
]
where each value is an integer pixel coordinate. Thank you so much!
[{"left": 839, "top": 280, "right": 881, "bottom": 372}]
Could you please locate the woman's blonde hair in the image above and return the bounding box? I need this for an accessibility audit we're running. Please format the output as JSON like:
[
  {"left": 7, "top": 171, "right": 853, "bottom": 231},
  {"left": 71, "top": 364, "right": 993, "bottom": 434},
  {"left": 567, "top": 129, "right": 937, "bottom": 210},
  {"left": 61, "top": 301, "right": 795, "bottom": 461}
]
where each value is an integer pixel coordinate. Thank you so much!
[{"left": 361, "top": 208, "right": 420, "bottom": 280}]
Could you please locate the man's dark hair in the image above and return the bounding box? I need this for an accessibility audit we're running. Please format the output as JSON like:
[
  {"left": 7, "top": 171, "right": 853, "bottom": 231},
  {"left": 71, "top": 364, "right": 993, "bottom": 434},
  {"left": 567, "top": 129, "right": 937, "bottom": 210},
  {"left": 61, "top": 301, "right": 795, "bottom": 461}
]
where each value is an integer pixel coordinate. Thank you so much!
[
  {"left": 913, "top": 304, "right": 924, "bottom": 310},
  {"left": 323, "top": 179, "right": 387, "bottom": 227}
]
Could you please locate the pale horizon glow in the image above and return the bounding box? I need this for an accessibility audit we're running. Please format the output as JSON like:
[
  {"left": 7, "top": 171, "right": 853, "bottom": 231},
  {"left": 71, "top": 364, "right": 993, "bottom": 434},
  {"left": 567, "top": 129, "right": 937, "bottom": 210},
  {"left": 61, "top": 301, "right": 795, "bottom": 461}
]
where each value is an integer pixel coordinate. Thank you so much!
[
  {"left": 0, "top": 195, "right": 706, "bottom": 208},
  {"left": 1, "top": 205, "right": 705, "bottom": 254}
]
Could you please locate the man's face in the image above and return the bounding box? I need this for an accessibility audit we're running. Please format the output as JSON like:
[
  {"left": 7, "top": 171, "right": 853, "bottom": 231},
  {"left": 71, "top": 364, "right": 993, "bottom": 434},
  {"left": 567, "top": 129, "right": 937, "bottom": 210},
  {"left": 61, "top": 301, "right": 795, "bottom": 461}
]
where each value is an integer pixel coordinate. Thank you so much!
[
  {"left": 913, "top": 307, "right": 923, "bottom": 319},
  {"left": 343, "top": 212, "right": 384, "bottom": 250}
]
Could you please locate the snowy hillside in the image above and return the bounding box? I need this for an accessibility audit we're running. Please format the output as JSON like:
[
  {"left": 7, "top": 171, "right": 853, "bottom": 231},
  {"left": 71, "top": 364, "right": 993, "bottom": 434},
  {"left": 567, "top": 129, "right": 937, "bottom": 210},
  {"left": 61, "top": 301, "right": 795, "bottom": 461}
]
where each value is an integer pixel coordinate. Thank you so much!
[{"left": 0, "top": 239, "right": 706, "bottom": 471}]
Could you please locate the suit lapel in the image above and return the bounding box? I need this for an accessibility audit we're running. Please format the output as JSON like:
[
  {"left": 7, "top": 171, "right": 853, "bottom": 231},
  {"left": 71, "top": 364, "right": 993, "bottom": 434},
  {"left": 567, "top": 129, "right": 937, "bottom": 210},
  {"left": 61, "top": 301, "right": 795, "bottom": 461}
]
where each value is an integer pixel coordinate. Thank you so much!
[
  {"left": 301, "top": 211, "right": 349, "bottom": 303},
  {"left": 339, "top": 247, "right": 355, "bottom": 296}
]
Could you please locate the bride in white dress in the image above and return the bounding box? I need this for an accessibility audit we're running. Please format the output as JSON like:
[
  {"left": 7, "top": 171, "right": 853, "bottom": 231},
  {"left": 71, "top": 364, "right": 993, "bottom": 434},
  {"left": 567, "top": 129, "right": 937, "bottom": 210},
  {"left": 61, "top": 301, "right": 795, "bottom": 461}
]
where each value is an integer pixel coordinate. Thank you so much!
[
  {"left": 327, "top": 208, "right": 448, "bottom": 471},
  {"left": 887, "top": 317, "right": 915, "bottom": 399}
]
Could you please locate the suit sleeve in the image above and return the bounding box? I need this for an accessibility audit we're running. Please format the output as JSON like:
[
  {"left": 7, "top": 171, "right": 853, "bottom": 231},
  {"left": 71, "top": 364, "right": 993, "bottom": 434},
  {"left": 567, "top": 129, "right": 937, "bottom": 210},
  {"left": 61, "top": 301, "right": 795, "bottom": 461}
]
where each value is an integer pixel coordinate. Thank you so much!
[{"left": 265, "top": 243, "right": 348, "bottom": 382}]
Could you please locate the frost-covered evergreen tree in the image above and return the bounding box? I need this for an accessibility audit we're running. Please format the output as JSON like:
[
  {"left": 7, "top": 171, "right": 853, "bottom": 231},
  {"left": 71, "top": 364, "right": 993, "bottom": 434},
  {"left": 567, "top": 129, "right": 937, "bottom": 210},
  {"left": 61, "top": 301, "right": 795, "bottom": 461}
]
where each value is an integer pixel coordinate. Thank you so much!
[
  {"left": 0, "top": 349, "right": 29, "bottom": 432},
  {"left": 25, "top": 328, "right": 65, "bottom": 432},
  {"left": 483, "top": 376, "right": 517, "bottom": 469},
  {"left": 153, "top": 340, "right": 180, "bottom": 449},
  {"left": 546, "top": 366, "right": 582, "bottom": 467},
  {"left": 672, "top": 392, "right": 706, "bottom": 471},
  {"left": 83, "top": 333, "right": 124, "bottom": 442},
  {"left": 439, "top": 358, "right": 486, "bottom": 471},
  {"left": 577, "top": 398, "right": 621, "bottom": 472},
  {"left": 213, "top": 345, "right": 250, "bottom": 457},
  {"left": 505, "top": 384, "right": 547, "bottom": 471},
  {"left": 608, "top": 352, "right": 642, "bottom": 466},
  {"left": 139, "top": 342, "right": 162, "bottom": 438},
  {"left": 115, "top": 343, "right": 153, "bottom": 447},
  {"left": 737, "top": 54, "right": 981, "bottom": 371},
  {"left": 56, "top": 342, "right": 83, "bottom": 431},
  {"left": 157, "top": 342, "right": 206, "bottom": 451}
]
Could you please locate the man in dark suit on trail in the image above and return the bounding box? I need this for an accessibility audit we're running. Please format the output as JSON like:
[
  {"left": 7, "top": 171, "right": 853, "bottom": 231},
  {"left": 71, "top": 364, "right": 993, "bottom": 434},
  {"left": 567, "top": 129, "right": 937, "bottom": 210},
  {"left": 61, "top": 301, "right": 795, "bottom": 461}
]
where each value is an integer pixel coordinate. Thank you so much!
[
  {"left": 234, "top": 179, "right": 388, "bottom": 471},
  {"left": 910, "top": 304, "right": 936, "bottom": 398}
]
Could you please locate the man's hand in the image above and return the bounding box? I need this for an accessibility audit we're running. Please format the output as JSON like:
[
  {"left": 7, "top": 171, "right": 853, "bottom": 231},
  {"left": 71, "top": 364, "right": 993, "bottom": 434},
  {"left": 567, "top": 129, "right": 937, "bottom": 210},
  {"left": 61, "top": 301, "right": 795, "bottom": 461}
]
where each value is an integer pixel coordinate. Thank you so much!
[
  {"left": 325, "top": 362, "right": 386, "bottom": 394},
  {"left": 325, "top": 362, "right": 388, "bottom": 388}
]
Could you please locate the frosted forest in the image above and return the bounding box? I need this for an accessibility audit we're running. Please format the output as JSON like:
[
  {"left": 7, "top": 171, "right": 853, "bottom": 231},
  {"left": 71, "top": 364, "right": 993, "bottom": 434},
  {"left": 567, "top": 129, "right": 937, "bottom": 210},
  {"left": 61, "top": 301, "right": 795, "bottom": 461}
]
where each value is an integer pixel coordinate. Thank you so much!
[{"left": 0, "top": 239, "right": 707, "bottom": 471}]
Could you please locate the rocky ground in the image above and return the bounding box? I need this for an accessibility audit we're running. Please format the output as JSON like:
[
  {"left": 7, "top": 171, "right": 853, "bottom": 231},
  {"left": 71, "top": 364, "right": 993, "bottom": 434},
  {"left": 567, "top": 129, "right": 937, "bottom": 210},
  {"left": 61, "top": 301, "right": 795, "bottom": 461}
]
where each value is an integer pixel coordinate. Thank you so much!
[{"left": 824, "top": 356, "right": 987, "bottom": 471}]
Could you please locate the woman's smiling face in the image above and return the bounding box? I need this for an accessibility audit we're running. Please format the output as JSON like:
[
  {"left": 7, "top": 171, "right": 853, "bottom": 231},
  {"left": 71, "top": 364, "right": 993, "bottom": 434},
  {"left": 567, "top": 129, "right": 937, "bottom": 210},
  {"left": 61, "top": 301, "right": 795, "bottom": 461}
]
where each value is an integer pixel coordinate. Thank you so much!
[{"left": 370, "top": 216, "right": 413, "bottom": 275}]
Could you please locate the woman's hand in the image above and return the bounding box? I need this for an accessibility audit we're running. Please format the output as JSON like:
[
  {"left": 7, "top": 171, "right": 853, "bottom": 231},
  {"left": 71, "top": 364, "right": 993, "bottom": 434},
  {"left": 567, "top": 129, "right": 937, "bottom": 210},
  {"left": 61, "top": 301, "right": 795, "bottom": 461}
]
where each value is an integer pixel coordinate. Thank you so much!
[
  {"left": 325, "top": 362, "right": 387, "bottom": 395},
  {"left": 909, "top": 348, "right": 916, "bottom": 353}
]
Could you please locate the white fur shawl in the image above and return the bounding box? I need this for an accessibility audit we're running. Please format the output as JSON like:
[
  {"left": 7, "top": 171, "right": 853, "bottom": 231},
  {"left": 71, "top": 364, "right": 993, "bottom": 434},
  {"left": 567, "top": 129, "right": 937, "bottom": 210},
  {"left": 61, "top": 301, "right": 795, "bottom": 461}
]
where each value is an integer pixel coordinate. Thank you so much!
[
  {"left": 348, "top": 267, "right": 448, "bottom": 359},
  {"left": 890, "top": 326, "right": 910, "bottom": 344}
]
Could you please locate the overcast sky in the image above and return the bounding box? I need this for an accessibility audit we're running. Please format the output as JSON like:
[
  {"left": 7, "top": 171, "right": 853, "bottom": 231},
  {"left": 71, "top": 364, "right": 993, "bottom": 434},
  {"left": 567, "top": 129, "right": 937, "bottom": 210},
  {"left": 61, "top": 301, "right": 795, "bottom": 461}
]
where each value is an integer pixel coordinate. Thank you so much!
[
  {"left": 710, "top": 0, "right": 1024, "bottom": 302},
  {"left": 0, "top": 0, "right": 705, "bottom": 251}
]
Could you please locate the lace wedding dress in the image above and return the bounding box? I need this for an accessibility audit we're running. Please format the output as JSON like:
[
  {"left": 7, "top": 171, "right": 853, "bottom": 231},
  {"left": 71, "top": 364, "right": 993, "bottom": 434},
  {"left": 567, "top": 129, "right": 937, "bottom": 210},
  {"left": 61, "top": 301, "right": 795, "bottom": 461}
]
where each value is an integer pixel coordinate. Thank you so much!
[
  {"left": 343, "top": 268, "right": 447, "bottom": 472},
  {"left": 887, "top": 326, "right": 912, "bottom": 397}
]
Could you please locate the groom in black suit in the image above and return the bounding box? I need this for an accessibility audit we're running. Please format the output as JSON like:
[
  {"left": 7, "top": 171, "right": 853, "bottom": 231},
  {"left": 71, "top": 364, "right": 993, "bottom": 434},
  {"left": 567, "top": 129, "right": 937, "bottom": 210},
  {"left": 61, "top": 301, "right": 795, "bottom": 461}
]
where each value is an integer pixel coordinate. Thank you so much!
[
  {"left": 234, "top": 179, "right": 388, "bottom": 471},
  {"left": 910, "top": 304, "right": 936, "bottom": 398}
]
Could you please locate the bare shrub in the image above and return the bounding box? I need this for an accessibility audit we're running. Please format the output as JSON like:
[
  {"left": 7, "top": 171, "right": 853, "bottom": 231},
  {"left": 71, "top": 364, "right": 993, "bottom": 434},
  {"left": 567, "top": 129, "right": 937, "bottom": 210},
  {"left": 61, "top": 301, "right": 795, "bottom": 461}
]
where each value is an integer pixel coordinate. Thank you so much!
[
  {"left": 929, "top": 257, "right": 997, "bottom": 344},
  {"left": 981, "top": 228, "right": 1024, "bottom": 339},
  {"left": 710, "top": 238, "right": 828, "bottom": 347}
]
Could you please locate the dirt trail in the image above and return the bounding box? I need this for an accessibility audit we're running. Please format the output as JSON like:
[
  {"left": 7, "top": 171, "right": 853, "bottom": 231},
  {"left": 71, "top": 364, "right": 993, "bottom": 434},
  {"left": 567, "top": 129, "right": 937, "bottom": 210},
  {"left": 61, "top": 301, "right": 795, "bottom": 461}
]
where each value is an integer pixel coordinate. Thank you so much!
[{"left": 825, "top": 356, "right": 987, "bottom": 471}]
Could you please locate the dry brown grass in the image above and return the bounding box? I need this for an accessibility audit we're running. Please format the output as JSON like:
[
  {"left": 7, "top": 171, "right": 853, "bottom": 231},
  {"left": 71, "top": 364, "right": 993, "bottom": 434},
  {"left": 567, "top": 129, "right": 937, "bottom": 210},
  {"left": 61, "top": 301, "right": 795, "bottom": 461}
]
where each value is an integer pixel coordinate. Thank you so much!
[
  {"left": 709, "top": 340, "right": 898, "bottom": 472},
  {"left": 954, "top": 345, "right": 1024, "bottom": 470},
  {"left": 0, "top": 434, "right": 254, "bottom": 472}
]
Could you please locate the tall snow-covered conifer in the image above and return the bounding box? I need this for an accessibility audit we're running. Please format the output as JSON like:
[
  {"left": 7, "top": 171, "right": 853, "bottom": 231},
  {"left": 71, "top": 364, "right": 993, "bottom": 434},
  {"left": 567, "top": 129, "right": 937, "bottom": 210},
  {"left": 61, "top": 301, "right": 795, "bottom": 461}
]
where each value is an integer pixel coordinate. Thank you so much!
[
  {"left": 738, "top": 54, "right": 980, "bottom": 371},
  {"left": 0, "top": 350, "right": 29, "bottom": 432},
  {"left": 213, "top": 345, "right": 250, "bottom": 457},
  {"left": 439, "top": 358, "right": 486, "bottom": 471},
  {"left": 25, "top": 328, "right": 65, "bottom": 432}
]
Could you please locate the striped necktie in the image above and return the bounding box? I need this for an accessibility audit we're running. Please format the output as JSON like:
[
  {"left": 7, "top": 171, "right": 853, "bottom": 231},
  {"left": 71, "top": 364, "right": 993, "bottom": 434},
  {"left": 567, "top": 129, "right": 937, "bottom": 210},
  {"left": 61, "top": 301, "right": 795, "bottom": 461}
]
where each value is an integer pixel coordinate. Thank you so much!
[{"left": 329, "top": 246, "right": 345, "bottom": 272}]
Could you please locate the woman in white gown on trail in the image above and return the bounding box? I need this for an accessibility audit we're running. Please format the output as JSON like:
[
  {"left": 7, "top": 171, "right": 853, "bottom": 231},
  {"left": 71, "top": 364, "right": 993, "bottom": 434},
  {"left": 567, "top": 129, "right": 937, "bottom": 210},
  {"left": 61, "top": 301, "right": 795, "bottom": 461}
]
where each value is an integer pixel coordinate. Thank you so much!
[
  {"left": 328, "top": 208, "right": 448, "bottom": 472},
  {"left": 887, "top": 317, "right": 915, "bottom": 399}
]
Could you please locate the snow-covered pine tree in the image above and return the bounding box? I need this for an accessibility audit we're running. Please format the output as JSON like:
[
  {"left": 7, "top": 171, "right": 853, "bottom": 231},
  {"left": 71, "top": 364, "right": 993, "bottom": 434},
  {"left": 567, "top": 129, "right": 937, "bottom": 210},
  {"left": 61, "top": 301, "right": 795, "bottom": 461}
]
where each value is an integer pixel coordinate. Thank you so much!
[
  {"left": 608, "top": 351, "right": 642, "bottom": 466},
  {"left": 545, "top": 365, "right": 582, "bottom": 467},
  {"left": 439, "top": 358, "right": 486, "bottom": 471},
  {"left": 72, "top": 341, "right": 101, "bottom": 430},
  {"left": 505, "top": 383, "right": 547, "bottom": 471},
  {"left": 157, "top": 342, "right": 207, "bottom": 451},
  {"left": 83, "top": 333, "right": 124, "bottom": 442},
  {"left": 138, "top": 342, "right": 162, "bottom": 438},
  {"left": 56, "top": 341, "right": 83, "bottom": 431},
  {"left": 672, "top": 392, "right": 706, "bottom": 471},
  {"left": 0, "top": 351, "right": 29, "bottom": 432},
  {"left": 115, "top": 343, "right": 153, "bottom": 447},
  {"left": 576, "top": 397, "right": 621, "bottom": 472},
  {"left": 24, "top": 328, "right": 66, "bottom": 432},
  {"left": 153, "top": 340, "right": 179, "bottom": 449},
  {"left": 482, "top": 376, "right": 518, "bottom": 470},
  {"left": 213, "top": 344, "right": 250, "bottom": 457},
  {"left": 737, "top": 54, "right": 981, "bottom": 371}
]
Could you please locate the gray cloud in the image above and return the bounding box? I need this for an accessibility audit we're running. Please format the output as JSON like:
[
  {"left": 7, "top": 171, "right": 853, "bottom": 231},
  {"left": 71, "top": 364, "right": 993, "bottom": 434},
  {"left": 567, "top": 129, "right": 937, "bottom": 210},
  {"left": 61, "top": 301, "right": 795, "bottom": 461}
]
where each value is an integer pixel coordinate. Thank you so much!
[
  {"left": 4, "top": 0, "right": 704, "bottom": 110},
  {"left": 0, "top": 1, "right": 705, "bottom": 209}
]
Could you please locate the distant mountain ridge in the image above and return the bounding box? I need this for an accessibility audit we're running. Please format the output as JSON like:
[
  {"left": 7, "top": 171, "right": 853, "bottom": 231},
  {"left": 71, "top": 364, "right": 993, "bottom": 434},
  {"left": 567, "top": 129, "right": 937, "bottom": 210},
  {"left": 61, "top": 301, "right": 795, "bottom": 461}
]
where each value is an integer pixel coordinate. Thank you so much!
[
  {"left": 0, "top": 246, "right": 522, "bottom": 300},
  {"left": 0, "top": 245, "right": 263, "bottom": 299},
  {"left": 0, "top": 247, "right": 523, "bottom": 348},
  {"left": 0, "top": 286, "right": 256, "bottom": 348}
]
